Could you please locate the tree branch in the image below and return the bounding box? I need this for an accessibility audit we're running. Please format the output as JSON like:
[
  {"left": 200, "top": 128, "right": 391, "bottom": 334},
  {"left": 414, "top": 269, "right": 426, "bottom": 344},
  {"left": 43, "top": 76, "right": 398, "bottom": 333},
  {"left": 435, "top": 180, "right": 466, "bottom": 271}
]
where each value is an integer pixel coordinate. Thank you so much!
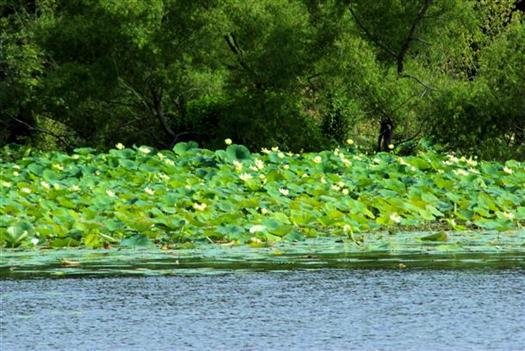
[
  {"left": 396, "top": 0, "right": 433, "bottom": 74},
  {"left": 348, "top": 3, "right": 397, "bottom": 58},
  {"left": 10, "top": 117, "right": 74, "bottom": 150}
]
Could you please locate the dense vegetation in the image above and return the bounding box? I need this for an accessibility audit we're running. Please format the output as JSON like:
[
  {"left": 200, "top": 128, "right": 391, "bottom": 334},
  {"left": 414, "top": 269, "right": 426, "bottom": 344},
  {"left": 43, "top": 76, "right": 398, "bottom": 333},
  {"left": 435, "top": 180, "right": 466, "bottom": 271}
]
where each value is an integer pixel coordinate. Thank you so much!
[
  {"left": 1, "top": 142, "right": 523, "bottom": 249},
  {"left": 2, "top": 0, "right": 524, "bottom": 159}
]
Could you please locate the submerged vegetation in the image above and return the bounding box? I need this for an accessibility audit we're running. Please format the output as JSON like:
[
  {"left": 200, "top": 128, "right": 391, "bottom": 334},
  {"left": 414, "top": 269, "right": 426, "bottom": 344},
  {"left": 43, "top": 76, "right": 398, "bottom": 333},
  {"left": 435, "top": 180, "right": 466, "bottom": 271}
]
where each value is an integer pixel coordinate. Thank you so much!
[{"left": 1, "top": 142, "right": 523, "bottom": 250}]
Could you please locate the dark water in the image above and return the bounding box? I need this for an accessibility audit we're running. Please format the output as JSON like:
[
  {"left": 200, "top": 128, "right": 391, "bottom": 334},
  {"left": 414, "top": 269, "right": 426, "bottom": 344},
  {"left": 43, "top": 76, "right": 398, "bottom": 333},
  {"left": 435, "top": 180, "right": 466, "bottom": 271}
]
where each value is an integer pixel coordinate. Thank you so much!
[{"left": 1, "top": 270, "right": 524, "bottom": 351}]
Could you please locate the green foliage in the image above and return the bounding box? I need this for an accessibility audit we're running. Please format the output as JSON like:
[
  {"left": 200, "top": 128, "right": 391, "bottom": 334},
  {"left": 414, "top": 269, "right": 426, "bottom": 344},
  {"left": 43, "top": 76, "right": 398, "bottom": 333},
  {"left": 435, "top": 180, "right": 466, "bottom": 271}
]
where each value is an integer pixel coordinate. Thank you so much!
[
  {"left": 1, "top": 144, "right": 523, "bottom": 249},
  {"left": 1, "top": 0, "right": 523, "bottom": 159}
]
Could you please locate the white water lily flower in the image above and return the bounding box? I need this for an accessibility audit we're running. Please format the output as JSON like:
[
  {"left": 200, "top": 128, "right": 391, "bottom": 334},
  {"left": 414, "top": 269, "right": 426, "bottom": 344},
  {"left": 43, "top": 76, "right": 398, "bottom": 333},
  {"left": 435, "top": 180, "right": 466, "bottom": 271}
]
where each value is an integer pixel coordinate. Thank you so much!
[
  {"left": 260, "top": 208, "right": 269, "bottom": 215},
  {"left": 502, "top": 212, "right": 514, "bottom": 220},
  {"left": 343, "top": 224, "right": 352, "bottom": 233},
  {"left": 388, "top": 144, "right": 395, "bottom": 150},
  {"left": 2, "top": 181, "right": 12, "bottom": 188},
  {"left": 144, "top": 187, "right": 155, "bottom": 195},
  {"left": 282, "top": 164, "right": 290, "bottom": 170},
  {"left": 13, "top": 165, "right": 21, "bottom": 170},
  {"left": 138, "top": 146, "right": 152, "bottom": 154},
  {"left": 41, "top": 181, "right": 51, "bottom": 190},
  {"left": 52, "top": 183, "right": 61, "bottom": 190},
  {"left": 116, "top": 143, "right": 125, "bottom": 150},
  {"left": 224, "top": 138, "right": 233, "bottom": 145},
  {"left": 254, "top": 159, "right": 264, "bottom": 170},
  {"left": 106, "top": 189, "right": 116, "bottom": 198},
  {"left": 453, "top": 169, "right": 469, "bottom": 177},
  {"left": 70, "top": 185, "right": 81, "bottom": 192},
  {"left": 313, "top": 156, "right": 322, "bottom": 164},
  {"left": 331, "top": 184, "right": 341, "bottom": 191},
  {"left": 52, "top": 164, "right": 64, "bottom": 171},
  {"left": 164, "top": 159, "right": 175, "bottom": 166},
  {"left": 21, "top": 187, "right": 32, "bottom": 194},
  {"left": 31, "top": 238, "right": 39, "bottom": 246},
  {"left": 271, "top": 146, "right": 279, "bottom": 152},
  {"left": 71, "top": 154, "right": 80, "bottom": 160},
  {"left": 13, "top": 171, "right": 19, "bottom": 177},
  {"left": 320, "top": 176, "right": 326, "bottom": 184},
  {"left": 342, "top": 188, "right": 349, "bottom": 195},
  {"left": 158, "top": 173, "right": 169, "bottom": 181},
  {"left": 278, "top": 188, "right": 289, "bottom": 196},
  {"left": 249, "top": 224, "right": 266, "bottom": 233},
  {"left": 390, "top": 212, "right": 402, "bottom": 224},
  {"left": 193, "top": 202, "right": 207, "bottom": 211},
  {"left": 503, "top": 166, "right": 513, "bottom": 174},
  {"left": 233, "top": 160, "right": 243, "bottom": 171},
  {"left": 465, "top": 158, "right": 477, "bottom": 167},
  {"left": 261, "top": 147, "right": 271, "bottom": 154},
  {"left": 239, "top": 173, "right": 253, "bottom": 181},
  {"left": 157, "top": 152, "right": 166, "bottom": 160},
  {"left": 277, "top": 152, "right": 285, "bottom": 159},
  {"left": 346, "top": 138, "right": 354, "bottom": 145}
]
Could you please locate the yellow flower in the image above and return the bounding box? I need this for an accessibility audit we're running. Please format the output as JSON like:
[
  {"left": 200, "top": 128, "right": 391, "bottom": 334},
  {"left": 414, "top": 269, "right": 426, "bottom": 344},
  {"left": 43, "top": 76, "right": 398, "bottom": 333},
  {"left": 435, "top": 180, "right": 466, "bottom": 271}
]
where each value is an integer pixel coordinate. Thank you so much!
[
  {"left": 224, "top": 138, "right": 233, "bottom": 145},
  {"left": 502, "top": 212, "right": 514, "bottom": 220},
  {"left": 232, "top": 161, "right": 243, "bottom": 172},
  {"left": 41, "top": 181, "right": 51, "bottom": 190},
  {"left": 342, "top": 188, "right": 349, "bottom": 195},
  {"left": 106, "top": 189, "right": 116, "bottom": 198},
  {"left": 313, "top": 156, "right": 322, "bottom": 164},
  {"left": 13, "top": 171, "right": 19, "bottom": 177},
  {"left": 249, "top": 224, "right": 266, "bottom": 233},
  {"left": 503, "top": 166, "right": 513, "bottom": 174},
  {"left": 261, "top": 147, "right": 271, "bottom": 154},
  {"left": 271, "top": 146, "right": 279, "bottom": 152},
  {"left": 52, "top": 164, "right": 64, "bottom": 171},
  {"left": 346, "top": 139, "right": 354, "bottom": 145},
  {"left": 21, "top": 187, "right": 32, "bottom": 194},
  {"left": 1, "top": 181, "right": 12, "bottom": 188},
  {"left": 260, "top": 208, "right": 269, "bottom": 215},
  {"left": 116, "top": 143, "right": 125, "bottom": 150},
  {"left": 254, "top": 159, "right": 264, "bottom": 170},
  {"left": 453, "top": 169, "right": 469, "bottom": 177},
  {"left": 144, "top": 187, "right": 155, "bottom": 195},
  {"left": 193, "top": 202, "right": 207, "bottom": 211},
  {"left": 390, "top": 212, "right": 402, "bottom": 224},
  {"left": 239, "top": 173, "right": 253, "bottom": 181},
  {"left": 278, "top": 188, "right": 289, "bottom": 196},
  {"left": 277, "top": 152, "right": 285, "bottom": 159},
  {"left": 388, "top": 144, "right": 395, "bottom": 150},
  {"left": 138, "top": 146, "right": 151, "bottom": 154}
]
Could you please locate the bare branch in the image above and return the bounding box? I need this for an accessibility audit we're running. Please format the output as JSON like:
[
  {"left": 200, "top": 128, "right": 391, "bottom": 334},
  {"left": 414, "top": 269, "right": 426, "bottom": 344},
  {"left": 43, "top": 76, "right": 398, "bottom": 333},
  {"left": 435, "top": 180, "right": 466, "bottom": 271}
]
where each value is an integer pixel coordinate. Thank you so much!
[{"left": 400, "top": 73, "right": 436, "bottom": 91}]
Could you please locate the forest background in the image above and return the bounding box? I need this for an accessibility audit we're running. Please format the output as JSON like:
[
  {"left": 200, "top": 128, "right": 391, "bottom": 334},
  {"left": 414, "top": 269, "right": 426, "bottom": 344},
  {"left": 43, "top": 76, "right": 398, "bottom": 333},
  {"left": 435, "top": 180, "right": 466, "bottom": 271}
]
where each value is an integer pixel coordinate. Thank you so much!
[{"left": 1, "top": 0, "right": 524, "bottom": 160}]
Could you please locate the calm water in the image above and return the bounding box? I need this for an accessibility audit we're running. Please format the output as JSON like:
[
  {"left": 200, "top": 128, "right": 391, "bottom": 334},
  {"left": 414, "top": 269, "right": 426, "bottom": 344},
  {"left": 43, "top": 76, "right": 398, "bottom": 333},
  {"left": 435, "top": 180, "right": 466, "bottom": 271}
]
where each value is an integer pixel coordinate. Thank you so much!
[{"left": 1, "top": 269, "right": 524, "bottom": 351}]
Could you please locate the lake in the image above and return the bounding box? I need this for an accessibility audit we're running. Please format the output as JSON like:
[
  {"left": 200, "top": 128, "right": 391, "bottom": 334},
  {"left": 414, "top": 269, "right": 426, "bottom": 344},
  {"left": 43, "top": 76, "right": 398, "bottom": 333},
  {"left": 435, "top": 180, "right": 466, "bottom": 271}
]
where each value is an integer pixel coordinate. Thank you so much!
[{"left": 1, "top": 269, "right": 524, "bottom": 350}]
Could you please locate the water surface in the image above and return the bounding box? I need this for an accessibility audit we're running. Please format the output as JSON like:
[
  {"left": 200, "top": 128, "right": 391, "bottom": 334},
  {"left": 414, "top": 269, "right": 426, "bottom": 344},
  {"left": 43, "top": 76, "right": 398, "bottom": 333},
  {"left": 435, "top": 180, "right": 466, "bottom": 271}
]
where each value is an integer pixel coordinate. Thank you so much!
[{"left": 2, "top": 269, "right": 524, "bottom": 350}]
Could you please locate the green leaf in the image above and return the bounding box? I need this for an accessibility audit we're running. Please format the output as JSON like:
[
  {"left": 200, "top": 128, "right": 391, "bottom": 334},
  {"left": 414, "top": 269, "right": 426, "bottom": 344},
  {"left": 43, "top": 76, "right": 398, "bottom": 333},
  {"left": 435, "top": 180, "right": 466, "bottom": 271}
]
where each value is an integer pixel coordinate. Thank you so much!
[{"left": 420, "top": 231, "right": 448, "bottom": 242}]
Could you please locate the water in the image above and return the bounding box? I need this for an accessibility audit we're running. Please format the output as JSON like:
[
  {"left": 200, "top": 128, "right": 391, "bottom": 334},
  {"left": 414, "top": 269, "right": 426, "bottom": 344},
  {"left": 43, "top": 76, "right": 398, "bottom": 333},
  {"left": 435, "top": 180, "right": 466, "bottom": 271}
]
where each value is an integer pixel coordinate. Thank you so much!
[{"left": 1, "top": 269, "right": 524, "bottom": 350}]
